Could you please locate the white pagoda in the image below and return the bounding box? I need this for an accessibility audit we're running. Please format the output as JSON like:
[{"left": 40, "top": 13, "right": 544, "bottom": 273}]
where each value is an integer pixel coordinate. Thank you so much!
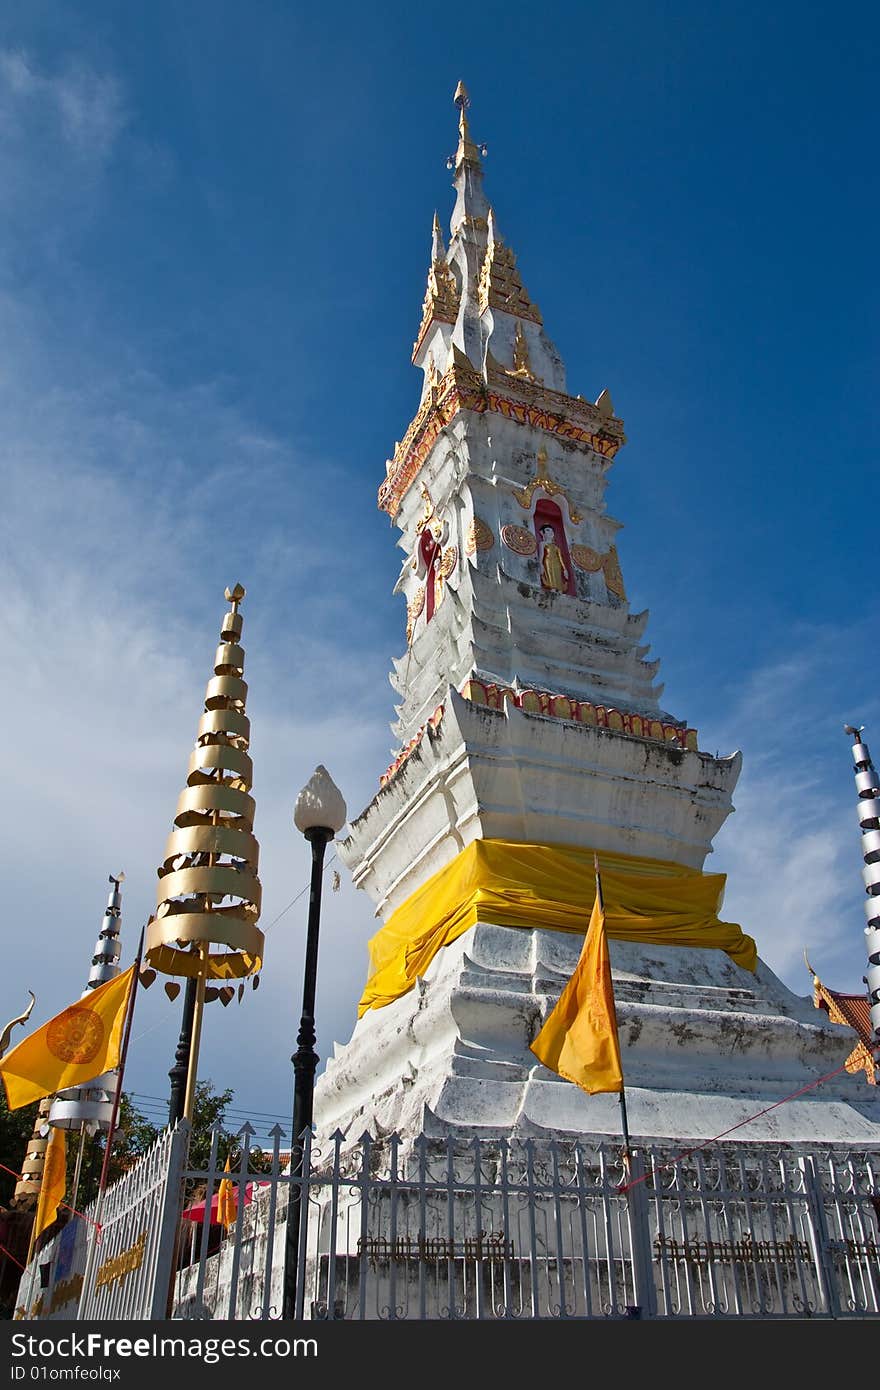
[{"left": 315, "top": 84, "right": 880, "bottom": 1152}]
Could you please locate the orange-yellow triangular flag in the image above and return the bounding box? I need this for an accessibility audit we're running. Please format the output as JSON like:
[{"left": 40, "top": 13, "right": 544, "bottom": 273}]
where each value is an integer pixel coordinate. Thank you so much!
[
  {"left": 530, "top": 891, "right": 623, "bottom": 1094},
  {"left": 217, "top": 1155, "right": 237, "bottom": 1232},
  {"left": 32, "top": 1126, "right": 67, "bottom": 1244}
]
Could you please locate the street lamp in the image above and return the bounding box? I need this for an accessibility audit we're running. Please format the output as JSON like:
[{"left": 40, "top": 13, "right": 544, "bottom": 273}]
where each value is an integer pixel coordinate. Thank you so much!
[{"left": 282, "top": 765, "right": 347, "bottom": 1320}]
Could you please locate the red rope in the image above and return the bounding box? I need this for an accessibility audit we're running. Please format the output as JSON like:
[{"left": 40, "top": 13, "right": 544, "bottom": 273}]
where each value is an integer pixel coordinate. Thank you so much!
[
  {"left": 0, "top": 1162, "right": 102, "bottom": 1232},
  {"left": 0, "top": 1242, "right": 25, "bottom": 1272},
  {"left": 618, "top": 1058, "right": 854, "bottom": 1192}
]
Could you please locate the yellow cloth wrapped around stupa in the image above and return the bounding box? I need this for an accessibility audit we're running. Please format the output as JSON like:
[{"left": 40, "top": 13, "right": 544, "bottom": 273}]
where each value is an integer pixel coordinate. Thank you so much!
[{"left": 358, "top": 839, "right": 756, "bottom": 1016}]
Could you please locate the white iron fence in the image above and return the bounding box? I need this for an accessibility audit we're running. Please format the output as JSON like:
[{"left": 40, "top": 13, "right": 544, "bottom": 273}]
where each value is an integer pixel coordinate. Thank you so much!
[
  {"left": 16, "top": 1122, "right": 188, "bottom": 1321},
  {"left": 18, "top": 1123, "right": 880, "bottom": 1321},
  {"left": 171, "top": 1127, "right": 880, "bottom": 1321}
]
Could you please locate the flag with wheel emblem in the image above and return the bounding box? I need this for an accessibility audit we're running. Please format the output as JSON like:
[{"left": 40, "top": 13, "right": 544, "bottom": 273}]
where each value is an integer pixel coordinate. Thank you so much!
[{"left": 0, "top": 966, "right": 136, "bottom": 1110}]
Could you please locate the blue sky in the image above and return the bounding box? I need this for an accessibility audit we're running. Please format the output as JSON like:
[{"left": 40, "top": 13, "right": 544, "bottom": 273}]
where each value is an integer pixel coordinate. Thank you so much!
[{"left": 1, "top": 1, "right": 878, "bottom": 1138}]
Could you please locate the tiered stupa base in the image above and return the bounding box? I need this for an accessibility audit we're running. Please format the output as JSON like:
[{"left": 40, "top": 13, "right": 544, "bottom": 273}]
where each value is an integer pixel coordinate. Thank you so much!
[{"left": 315, "top": 923, "right": 880, "bottom": 1149}]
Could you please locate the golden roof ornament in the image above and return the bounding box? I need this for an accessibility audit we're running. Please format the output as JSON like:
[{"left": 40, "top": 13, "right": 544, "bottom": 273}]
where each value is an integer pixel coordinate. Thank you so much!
[
  {"left": 145, "top": 583, "right": 264, "bottom": 983},
  {"left": 413, "top": 212, "right": 460, "bottom": 361},
  {"left": 477, "top": 210, "right": 542, "bottom": 325},
  {"left": 0, "top": 991, "right": 35, "bottom": 1060}
]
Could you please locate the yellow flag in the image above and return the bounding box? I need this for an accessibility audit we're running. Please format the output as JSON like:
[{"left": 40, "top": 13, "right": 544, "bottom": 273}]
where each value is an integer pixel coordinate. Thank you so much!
[
  {"left": 0, "top": 966, "right": 136, "bottom": 1111},
  {"left": 530, "top": 893, "right": 623, "bottom": 1094},
  {"left": 217, "top": 1155, "right": 237, "bottom": 1231},
  {"left": 33, "top": 1126, "right": 67, "bottom": 1244}
]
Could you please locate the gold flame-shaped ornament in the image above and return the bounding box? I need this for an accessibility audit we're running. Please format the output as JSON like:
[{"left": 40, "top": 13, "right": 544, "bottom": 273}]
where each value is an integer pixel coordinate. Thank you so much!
[{"left": 145, "top": 585, "right": 264, "bottom": 982}]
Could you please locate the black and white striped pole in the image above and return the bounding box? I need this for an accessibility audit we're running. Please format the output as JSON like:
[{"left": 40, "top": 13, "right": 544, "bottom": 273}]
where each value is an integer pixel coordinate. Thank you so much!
[{"left": 845, "top": 724, "right": 880, "bottom": 1064}]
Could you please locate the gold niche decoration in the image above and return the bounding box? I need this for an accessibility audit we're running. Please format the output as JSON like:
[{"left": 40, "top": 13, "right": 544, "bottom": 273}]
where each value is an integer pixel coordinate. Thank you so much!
[
  {"left": 437, "top": 545, "right": 458, "bottom": 580},
  {"left": 466, "top": 516, "right": 495, "bottom": 555},
  {"left": 501, "top": 524, "right": 538, "bottom": 557},
  {"left": 513, "top": 447, "right": 582, "bottom": 524},
  {"left": 569, "top": 544, "right": 603, "bottom": 573},
  {"left": 434, "top": 545, "right": 458, "bottom": 609},
  {"left": 570, "top": 542, "right": 626, "bottom": 598},
  {"left": 602, "top": 545, "right": 626, "bottom": 599},
  {"left": 415, "top": 483, "right": 442, "bottom": 539},
  {"left": 145, "top": 584, "right": 264, "bottom": 984},
  {"left": 406, "top": 585, "right": 426, "bottom": 645}
]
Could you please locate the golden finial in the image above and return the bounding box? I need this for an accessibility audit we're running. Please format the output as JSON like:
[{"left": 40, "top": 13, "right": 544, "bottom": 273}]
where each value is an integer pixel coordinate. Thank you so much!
[
  {"left": 452, "top": 79, "right": 483, "bottom": 170},
  {"left": 225, "top": 582, "right": 245, "bottom": 608}
]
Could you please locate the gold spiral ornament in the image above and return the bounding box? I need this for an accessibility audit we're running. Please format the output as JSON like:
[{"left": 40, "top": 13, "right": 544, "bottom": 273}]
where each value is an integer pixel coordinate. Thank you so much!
[{"left": 145, "top": 584, "right": 264, "bottom": 982}]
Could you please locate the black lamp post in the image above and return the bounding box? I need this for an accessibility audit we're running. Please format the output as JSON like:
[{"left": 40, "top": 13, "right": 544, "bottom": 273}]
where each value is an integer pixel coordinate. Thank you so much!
[
  {"left": 168, "top": 979, "right": 197, "bottom": 1128},
  {"left": 282, "top": 765, "right": 347, "bottom": 1320}
]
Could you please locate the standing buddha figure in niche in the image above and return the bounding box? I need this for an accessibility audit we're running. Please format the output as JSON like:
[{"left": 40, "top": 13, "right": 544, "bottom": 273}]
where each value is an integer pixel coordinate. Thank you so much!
[{"left": 539, "top": 523, "right": 569, "bottom": 593}]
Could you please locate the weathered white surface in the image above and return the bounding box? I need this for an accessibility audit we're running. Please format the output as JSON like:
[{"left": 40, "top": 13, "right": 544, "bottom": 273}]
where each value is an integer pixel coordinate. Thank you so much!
[
  {"left": 314, "top": 922, "right": 880, "bottom": 1147},
  {"left": 393, "top": 416, "right": 664, "bottom": 747},
  {"left": 340, "top": 687, "right": 739, "bottom": 918}
]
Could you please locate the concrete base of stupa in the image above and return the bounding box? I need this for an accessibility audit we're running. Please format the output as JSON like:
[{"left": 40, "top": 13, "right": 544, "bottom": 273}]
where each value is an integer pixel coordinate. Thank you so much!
[{"left": 314, "top": 922, "right": 880, "bottom": 1150}]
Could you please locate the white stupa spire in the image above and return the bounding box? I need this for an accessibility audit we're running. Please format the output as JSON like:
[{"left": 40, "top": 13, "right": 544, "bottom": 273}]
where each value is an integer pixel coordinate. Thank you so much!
[{"left": 49, "top": 874, "right": 124, "bottom": 1134}]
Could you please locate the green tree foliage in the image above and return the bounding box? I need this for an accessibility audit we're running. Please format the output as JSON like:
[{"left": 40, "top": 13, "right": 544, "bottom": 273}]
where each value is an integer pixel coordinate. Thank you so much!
[
  {"left": 184, "top": 1079, "right": 235, "bottom": 1171},
  {"left": 1, "top": 1079, "right": 266, "bottom": 1215}
]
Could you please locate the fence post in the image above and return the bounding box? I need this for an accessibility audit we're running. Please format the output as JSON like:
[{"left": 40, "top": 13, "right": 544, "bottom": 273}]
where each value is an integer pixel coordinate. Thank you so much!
[
  {"left": 152, "top": 1122, "right": 190, "bottom": 1319},
  {"left": 624, "top": 1150, "right": 657, "bottom": 1319},
  {"left": 799, "top": 1156, "right": 839, "bottom": 1318}
]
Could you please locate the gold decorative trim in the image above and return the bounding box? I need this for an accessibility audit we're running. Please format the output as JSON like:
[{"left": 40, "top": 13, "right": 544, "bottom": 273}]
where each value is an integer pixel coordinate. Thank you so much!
[
  {"left": 415, "top": 483, "right": 439, "bottom": 536},
  {"left": 379, "top": 363, "right": 624, "bottom": 519},
  {"left": 501, "top": 524, "right": 537, "bottom": 556},
  {"left": 570, "top": 544, "right": 603, "bottom": 573},
  {"left": 466, "top": 516, "right": 495, "bottom": 554},
  {"left": 380, "top": 705, "right": 445, "bottom": 786},
  {"left": 437, "top": 545, "right": 458, "bottom": 579},
  {"left": 412, "top": 259, "right": 460, "bottom": 362},
  {"left": 571, "top": 542, "right": 627, "bottom": 598},
  {"left": 507, "top": 320, "right": 541, "bottom": 383},
  {"left": 478, "top": 229, "right": 542, "bottom": 324},
  {"left": 406, "top": 585, "right": 426, "bottom": 645},
  {"left": 460, "top": 678, "right": 698, "bottom": 751},
  {"left": 602, "top": 544, "right": 626, "bottom": 599}
]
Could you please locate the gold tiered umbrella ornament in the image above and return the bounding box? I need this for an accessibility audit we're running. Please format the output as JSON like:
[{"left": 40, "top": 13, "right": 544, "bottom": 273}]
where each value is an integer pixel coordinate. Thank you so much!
[{"left": 145, "top": 585, "right": 263, "bottom": 1120}]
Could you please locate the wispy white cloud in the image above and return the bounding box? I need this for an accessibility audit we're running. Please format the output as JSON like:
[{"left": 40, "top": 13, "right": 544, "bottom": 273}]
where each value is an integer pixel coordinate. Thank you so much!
[
  {"left": 0, "top": 49, "right": 126, "bottom": 157},
  {"left": 699, "top": 630, "right": 880, "bottom": 996},
  {"left": 0, "top": 49, "right": 127, "bottom": 254}
]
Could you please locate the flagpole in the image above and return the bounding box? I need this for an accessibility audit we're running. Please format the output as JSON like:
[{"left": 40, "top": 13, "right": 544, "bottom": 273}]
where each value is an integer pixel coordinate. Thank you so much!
[
  {"left": 593, "top": 855, "right": 631, "bottom": 1159},
  {"left": 70, "top": 1121, "right": 88, "bottom": 1214},
  {"left": 76, "top": 925, "right": 144, "bottom": 1320}
]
